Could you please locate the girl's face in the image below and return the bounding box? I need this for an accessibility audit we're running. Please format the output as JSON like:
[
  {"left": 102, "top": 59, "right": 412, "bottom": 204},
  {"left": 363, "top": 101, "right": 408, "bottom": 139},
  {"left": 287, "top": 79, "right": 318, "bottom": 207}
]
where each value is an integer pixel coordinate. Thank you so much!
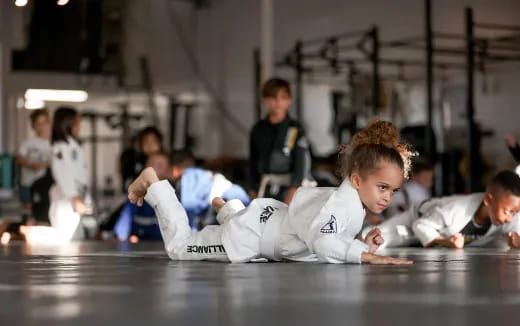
[
  {"left": 71, "top": 114, "right": 81, "bottom": 138},
  {"left": 350, "top": 160, "right": 404, "bottom": 214},
  {"left": 141, "top": 134, "right": 161, "bottom": 156}
]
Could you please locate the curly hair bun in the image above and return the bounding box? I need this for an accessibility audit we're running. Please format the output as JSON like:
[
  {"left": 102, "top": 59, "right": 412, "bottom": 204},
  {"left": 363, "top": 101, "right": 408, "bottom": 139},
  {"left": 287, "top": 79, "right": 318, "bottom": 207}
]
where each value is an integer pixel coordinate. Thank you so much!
[
  {"left": 340, "top": 119, "right": 416, "bottom": 179},
  {"left": 349, "top": 120, "right": 400, "bottom": 150}
]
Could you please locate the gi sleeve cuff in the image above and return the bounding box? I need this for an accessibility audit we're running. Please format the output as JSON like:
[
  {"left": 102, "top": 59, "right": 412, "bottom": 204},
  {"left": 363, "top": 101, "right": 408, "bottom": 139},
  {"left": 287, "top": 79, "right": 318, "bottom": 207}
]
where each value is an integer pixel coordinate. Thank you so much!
[
  {"left": 216, "top": 199, "right": 245, "bottom": 225},
  {"left": 144, "top": 180, "right": 177, "bottom": 208},
  {"left": 346, "top": 239, "right": 370, "bottom": 264}
]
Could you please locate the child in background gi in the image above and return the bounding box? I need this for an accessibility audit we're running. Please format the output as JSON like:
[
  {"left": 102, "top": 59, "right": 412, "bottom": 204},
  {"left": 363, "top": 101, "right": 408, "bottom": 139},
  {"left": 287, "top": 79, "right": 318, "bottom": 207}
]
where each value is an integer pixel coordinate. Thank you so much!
[
  {"left": 121, "top": 126, "right": 164, "bottom": 191},
  {"left": 169, "top": 150, "right": 250, "bottom": 229},
  {"left": 369, "top": 170, "right": 520, "bottom": 250},
  {"left": 384, "top": 157, "right": 433, "bottom": 218},
  {"left": 249, "top": 78, "right": 311, "bottom": 204},
  {"left": 113, "top": 152, "right": 171, "bottom": 242},
  {"left": 116, "top": 151, "right": 251, "bottom": 240},
  {"left": 98, "top": 126, "right": 165, "bottom": 237},
  {"left": 128, "top": 120, "right": 414, "bottom": 265},
  {"left": 21, "top": 107, "right": 89, "bottom": 244}
]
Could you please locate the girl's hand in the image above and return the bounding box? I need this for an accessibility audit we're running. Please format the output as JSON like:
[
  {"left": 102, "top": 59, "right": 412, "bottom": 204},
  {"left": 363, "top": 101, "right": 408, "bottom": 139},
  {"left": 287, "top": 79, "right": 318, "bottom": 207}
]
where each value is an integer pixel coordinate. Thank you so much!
[
  {"left": 364, "top": 228, "right": 384, "bottom": 253},
  {"left": 72, "top": 197, "right": 88, "bottom": 215},
  {"left": 361, "top": 252, "right": 413, "bottom": 265}
]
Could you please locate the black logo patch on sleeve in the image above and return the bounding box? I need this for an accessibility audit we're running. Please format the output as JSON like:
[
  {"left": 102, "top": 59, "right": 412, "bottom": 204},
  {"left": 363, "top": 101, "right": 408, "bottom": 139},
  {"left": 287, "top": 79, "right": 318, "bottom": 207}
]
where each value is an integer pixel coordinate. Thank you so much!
[
  {"left": 260, "top": 205, "right": 278, "bottom": 223},
  {"left": 320, "top": 215, "right": 337, "bottom": 234},
  {"left": 55, "top": 152, "right": 63, "bottom": 160}
]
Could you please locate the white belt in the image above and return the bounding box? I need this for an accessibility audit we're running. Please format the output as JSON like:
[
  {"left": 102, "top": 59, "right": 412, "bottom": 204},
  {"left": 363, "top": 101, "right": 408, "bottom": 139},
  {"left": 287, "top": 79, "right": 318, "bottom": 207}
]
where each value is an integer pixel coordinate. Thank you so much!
[{"left": 133, "top": 216, "right": 159, "bottom": 226}]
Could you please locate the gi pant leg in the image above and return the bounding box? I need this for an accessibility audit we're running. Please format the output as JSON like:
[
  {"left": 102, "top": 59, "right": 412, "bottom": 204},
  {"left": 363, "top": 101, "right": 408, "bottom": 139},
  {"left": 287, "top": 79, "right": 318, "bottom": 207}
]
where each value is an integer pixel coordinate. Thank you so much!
[{"left": 145, "top": 180, "right": 229, "bottom": 261}]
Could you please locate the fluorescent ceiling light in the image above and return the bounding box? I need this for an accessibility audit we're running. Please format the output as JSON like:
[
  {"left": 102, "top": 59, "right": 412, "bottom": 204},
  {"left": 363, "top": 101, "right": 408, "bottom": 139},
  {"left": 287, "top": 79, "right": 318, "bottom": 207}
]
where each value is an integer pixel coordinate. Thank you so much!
[
  {"left": 15, "top": 0, "right": 28, "bottom": 7},
  {"left": 25, "top": 89, "right": 88, "bottom": 102},
  {"left": 24, "top": 99, "right": 45, "bottom": 110},
  {"left": 57, "top": 0, "right": 69, "bottom": 6},
  {"left": 177, "top": 92, "right": 196, "bottom": 105}
]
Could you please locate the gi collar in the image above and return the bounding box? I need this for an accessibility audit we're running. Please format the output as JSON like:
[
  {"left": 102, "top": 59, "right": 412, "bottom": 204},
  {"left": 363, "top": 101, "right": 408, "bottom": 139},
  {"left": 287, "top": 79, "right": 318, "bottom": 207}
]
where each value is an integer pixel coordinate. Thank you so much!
[{"left": 336, "top": 178, "right": 366, "bottom": 214}]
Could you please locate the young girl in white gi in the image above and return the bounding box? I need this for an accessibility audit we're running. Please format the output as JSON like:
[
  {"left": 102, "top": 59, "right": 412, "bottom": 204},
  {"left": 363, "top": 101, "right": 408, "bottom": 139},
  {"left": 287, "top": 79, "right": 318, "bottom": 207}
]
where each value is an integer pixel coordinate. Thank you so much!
[
  {"left": 128, "top": 120, "right": 414, "bottom": 264},
  {"left": 22, "top": 107, "right": 89, "bottom": 244}
]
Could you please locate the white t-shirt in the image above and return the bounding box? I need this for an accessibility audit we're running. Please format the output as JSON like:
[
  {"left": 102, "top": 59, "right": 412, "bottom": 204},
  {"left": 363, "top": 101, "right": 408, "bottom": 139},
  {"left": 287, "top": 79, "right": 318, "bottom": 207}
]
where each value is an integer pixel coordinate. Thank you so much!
[{"left": 18, "top": 137, "right": 52, "bottom": 187}]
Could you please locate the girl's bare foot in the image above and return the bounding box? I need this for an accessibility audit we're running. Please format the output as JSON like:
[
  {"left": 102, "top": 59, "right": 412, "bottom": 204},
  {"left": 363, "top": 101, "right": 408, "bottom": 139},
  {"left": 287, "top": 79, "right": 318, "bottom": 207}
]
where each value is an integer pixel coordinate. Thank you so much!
[
  {"left": 128, "top": 167, "right": 159, "bottom": 206},
  {"left": 1, "top": 232, "right": 11, "bottom": 246},
  {"left": 211, "top": 197, "right": 226, "bottom": 213}
]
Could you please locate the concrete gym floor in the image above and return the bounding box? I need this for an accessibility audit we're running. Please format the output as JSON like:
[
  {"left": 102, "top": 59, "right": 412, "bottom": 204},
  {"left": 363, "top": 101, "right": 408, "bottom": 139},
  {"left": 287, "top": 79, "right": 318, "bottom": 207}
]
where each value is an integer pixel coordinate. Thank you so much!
[{"left": 1, "top": 242, "right": 519, "bottom": 325}]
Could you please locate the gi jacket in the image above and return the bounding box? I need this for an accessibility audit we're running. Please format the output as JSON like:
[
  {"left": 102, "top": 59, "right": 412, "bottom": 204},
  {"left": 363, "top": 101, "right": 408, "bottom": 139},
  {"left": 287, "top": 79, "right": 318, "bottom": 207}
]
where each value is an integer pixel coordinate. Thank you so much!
[
  {"left": 51, "top": 137, "right": 88, "bottom": 200},
  {"left": 412, "top": 193, "right": 520, "bottom": 247},
  {"left": 280, "top": 179, "right": 370, "bottom": 264}
]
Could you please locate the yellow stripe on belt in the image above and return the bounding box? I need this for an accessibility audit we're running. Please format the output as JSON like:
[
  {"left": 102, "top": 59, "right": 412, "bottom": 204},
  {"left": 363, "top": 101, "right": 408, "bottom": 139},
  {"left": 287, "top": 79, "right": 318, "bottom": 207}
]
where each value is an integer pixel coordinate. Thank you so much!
[{"left": 286, "top": 127, "right": 298, "bottom": 150}]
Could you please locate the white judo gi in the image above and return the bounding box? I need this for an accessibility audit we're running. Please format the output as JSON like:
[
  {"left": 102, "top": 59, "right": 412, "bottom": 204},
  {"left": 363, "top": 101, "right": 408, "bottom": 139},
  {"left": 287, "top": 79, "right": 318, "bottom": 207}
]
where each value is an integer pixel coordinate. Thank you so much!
[
  {"left": 145, "top": 179, "right": 370, "bottom": 264},
  {"left": 278, "top": 179, "right": 369, "bottom": 264},
  {"left": 145, "top": 180, "right": 287, "bottom": 262},
  {"left": 373, "top": 193, "right": 520, "bottom": 249},
  {"left": 24, "top": 137, "right": 89, "bottom": 244},
  {"left": 48, "top": 137, "right": 88, "bottom": 242},
  {"left": 384, "top": 181, "right": 430, "bottom": 217}
]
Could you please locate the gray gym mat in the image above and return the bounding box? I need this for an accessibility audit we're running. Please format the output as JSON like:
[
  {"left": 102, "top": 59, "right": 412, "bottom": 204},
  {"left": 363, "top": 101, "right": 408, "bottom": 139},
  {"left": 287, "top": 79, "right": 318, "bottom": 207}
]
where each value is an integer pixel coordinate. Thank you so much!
[{"left": 1, "top": 242, "right": 519, "bottom": 325}]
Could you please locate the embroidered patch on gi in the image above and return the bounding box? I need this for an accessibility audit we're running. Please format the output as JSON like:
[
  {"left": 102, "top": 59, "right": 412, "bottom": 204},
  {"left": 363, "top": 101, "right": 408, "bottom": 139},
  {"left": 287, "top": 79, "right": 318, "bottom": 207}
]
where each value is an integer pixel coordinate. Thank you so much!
[
  {"left": 55, "top": 152, "right": 63, "bottom": 160},
  {"left": 72, "top": 149, "right": 77, "bottom": 161},
  {"left": 320, "top": 215, "right": 337, "bottom": 234},
  {"left": 260, "top": 205, "right": 278, "bottom": 223}
]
